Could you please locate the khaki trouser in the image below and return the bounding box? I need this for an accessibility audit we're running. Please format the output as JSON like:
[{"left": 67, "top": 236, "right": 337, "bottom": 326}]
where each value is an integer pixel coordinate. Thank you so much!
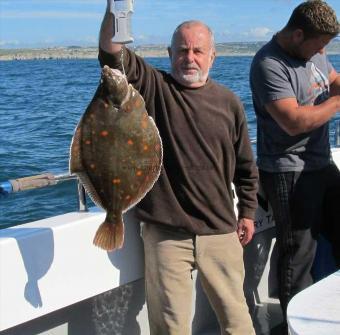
[{"left": 142, "top": 222, "right": 255, "bottom": 335}]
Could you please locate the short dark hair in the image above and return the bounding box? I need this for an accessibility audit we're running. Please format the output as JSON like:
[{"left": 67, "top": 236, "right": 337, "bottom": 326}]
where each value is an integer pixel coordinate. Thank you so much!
[{"left": 285, "top": 0, "right": 339, "bottom": 38}]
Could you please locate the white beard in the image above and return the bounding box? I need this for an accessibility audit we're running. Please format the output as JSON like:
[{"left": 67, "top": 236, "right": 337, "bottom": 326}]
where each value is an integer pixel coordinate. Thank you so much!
[
  {"left": 181, "top": 71, "right": 201, "bottom": 84},
  {"left": 177, "top": 68, "right": 209, "bottom": 85}
]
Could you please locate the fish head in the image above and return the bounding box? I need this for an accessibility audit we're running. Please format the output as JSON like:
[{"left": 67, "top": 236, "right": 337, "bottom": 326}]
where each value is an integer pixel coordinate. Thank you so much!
[{"left": 101, "top": 65, "right": 129, "bottom": 106}]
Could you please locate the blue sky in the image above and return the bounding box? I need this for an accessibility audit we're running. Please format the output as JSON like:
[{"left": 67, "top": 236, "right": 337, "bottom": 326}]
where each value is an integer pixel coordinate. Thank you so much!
[{"left": 1, "top": 0, "right": 339, "bottom": 48}]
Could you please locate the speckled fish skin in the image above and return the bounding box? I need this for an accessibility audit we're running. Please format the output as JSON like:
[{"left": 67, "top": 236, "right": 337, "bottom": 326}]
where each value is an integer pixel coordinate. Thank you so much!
[{"left": 70, "top": 66, "right": 162, "bottom": 251}]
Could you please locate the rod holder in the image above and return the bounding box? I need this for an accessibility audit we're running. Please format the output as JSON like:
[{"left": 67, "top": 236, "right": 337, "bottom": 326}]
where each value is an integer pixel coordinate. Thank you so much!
[
  {"left": 77, "top": 181, "right": 88, "bottom": 212},
  {"left": 0, "top": 172, "right": 88, "bottom": 213}
]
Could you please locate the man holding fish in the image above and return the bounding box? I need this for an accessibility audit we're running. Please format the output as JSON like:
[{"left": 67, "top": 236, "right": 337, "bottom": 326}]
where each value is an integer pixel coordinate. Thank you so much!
[{"left": 97, "top": 1, "right": 258, "bottom": 334}]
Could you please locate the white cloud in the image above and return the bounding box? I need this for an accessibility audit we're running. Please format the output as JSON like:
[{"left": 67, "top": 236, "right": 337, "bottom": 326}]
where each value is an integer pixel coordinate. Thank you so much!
[
  {"left": 134, "top": 34, "right": 170, "bottom": 45},
  {"left": 0, "top": 39, "right": 20, "bottom": 46},
  {"left": 82, "top": 35, "right": 98, "bottom": 44},
  {"left": 135, "top": 34, "right": 149, "bottom": 42},
  {"left": 242, "top": 27, "right": 272, "bottom": 40},
  {"left": 1, "top": 11, "right": 101, "bottom": 19},
  {"left": 216, "top": 30, "right": 231, "bottom": 37}
]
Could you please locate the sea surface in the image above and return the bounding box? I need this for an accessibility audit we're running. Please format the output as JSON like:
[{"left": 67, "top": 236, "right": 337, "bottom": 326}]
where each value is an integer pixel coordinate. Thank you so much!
[{"left": 1, "top": 55, "right": 340, "bottom": 228}]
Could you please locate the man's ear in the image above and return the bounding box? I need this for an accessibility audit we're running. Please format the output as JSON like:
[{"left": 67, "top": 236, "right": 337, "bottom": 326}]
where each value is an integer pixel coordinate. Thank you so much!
[
  {"left": 209, "top": 49, "right": 216, "bottom": 68},
  {"left": 292, "top": 29, "right": 304, "bottom": 43},
  {"left": 168, "top": 47, "right": 172, "bottom": 60}
]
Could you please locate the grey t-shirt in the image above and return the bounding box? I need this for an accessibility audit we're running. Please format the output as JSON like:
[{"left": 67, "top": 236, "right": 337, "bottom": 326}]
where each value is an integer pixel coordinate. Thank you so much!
[{"left": 250, "top": 36, "right": 334, "bottom": 172}]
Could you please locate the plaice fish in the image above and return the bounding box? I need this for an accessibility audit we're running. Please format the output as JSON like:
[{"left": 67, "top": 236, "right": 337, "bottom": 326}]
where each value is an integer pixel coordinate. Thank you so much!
[{"left": 70, "top": 66, "right": 162, "bottom": 251}]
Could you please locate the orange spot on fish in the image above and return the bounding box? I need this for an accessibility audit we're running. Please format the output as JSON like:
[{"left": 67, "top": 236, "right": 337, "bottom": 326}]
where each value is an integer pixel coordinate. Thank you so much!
[
  {"left": 127, "top": 139, "right": 134, "bottom": 145},
  {"left": 125, "top": 195, "right": 131, "bottom": 200},
  {"left": 101, "top": 130, "right": 109, "bottom": 137},
  {"left": 136, "top": 170, "right": 143, "bottom": 176},
  {"left": 112, "top": 178, "right": 121, "bottom": 184},
  {"left": 143, "top": 144, "right": 149, "bottom": 151}
]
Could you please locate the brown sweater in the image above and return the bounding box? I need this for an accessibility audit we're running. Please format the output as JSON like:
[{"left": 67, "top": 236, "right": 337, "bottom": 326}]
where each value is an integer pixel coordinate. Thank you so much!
[{"left": 98, "top": 47, "right": 258, "bottom": 235}]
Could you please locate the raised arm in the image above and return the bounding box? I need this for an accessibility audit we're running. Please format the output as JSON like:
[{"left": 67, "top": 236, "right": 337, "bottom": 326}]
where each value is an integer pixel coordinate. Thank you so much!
[
  {"left": 265, "top": 94, "right": 340, "bottom": 136},
  {"left": 99, "top": 0, "right": 122, "bottom": 54}
]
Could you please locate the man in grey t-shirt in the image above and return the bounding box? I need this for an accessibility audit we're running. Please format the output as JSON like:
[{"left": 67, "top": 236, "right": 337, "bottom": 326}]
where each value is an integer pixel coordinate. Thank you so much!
[{"left": 250, "top": 1, "right": 340, "bottom": 333}]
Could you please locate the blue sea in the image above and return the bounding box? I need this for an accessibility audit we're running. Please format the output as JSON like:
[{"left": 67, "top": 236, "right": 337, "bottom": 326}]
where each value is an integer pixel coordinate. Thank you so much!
[{"left": 1, "top": 55, "right": 340, "bottom": 228}]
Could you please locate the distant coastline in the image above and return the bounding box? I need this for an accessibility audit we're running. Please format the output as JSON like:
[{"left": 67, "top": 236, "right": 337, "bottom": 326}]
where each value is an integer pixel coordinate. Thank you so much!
[{"left": 1, "top": 41, "right": 340, "bottom": 61}]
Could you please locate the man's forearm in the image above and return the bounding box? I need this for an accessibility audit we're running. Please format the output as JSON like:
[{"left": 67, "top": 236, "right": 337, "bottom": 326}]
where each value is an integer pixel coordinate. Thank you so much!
[{"left": 266, "top": 95, "right": 340, "bottom": 136}]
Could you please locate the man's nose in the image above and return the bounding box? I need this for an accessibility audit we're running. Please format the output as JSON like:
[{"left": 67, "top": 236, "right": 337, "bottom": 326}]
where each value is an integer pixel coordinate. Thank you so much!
[{"left": 185, "top": 50, "right": 195, "bottom": 62}]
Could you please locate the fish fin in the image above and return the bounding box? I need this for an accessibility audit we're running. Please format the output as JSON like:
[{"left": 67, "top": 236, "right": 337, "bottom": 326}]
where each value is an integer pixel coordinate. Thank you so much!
[
  {"left": 69, "top": 119, "right": 104, "bottom": 208},
  {"left": 77, "top": 172, "right": 105, "bottom": 209},
  {"left": 69, "top": 120, "right": 105, "bottom": 209},
  {"left": 69, "top": 123, "right": 83, "bottom": 173},
  {"left": 93, "top": 217, "right": 124, "bottom": 251}
]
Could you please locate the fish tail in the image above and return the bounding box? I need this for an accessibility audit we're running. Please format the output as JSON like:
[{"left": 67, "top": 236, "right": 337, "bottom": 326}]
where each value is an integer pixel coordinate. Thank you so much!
[{"left": 93, "top": 216, "right": 124, "bottom": 251}]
